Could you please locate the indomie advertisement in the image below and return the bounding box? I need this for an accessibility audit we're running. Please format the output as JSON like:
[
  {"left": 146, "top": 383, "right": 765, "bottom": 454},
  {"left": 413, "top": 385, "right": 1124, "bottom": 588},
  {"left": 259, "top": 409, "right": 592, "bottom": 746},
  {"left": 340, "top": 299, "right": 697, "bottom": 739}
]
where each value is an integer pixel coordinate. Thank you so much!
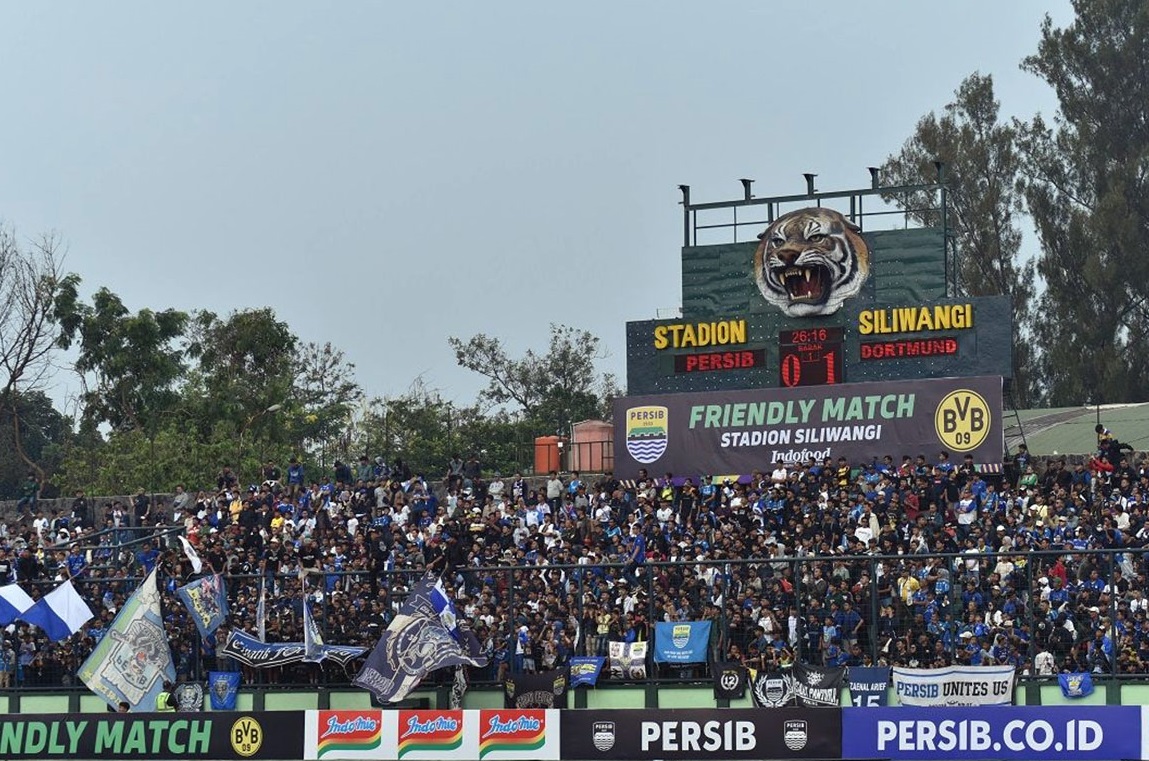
[{"left": 614, "top": 375, "right": 1002, "bottom": 477}]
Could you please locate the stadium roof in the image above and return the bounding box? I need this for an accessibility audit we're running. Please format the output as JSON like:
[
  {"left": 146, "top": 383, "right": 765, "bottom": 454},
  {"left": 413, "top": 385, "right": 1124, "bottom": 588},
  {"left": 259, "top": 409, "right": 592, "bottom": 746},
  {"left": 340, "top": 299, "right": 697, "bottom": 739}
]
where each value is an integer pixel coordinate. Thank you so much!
[{"left": 1007, "top": 402, "right": 1149, "bottom": 457}]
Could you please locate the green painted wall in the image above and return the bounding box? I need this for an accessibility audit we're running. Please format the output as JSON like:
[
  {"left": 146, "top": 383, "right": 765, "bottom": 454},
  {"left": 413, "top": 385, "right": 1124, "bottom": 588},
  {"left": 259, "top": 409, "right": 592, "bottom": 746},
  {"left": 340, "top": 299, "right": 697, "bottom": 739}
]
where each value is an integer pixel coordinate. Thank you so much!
[
  {"left": 330, "top": 691, "right": 373, "bottom": 709},
  {"left": 586, "top": 688, "right": 644, "bottom": 709},
  {"left": 19, "top": 694, "right": 68, "bottom": 713},
  {"left": 6, "top": 682, "right": 1148, "bottom": 714},
  {"left": 265, "top": 691, "right": 318, "bottom": 711},
  {"left": 1040, "top": 684, "right": 1107, "bottom": 706}
]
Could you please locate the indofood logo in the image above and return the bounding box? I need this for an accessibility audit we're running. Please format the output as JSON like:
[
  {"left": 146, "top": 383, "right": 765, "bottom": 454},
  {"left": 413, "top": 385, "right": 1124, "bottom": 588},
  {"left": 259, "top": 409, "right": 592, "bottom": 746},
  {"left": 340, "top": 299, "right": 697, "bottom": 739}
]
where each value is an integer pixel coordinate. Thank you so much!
[{"left": 625, "top": 406, "right": 668, "bottom": 464}]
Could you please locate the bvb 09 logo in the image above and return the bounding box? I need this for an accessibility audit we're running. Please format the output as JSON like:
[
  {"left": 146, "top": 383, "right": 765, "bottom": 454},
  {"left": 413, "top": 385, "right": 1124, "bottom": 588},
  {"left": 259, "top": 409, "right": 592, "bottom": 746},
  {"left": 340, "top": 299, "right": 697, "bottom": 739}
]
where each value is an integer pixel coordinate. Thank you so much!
[
  {"left": 230, "top": 716, "right": 263, "bottom": 757},
  {"left": 934, "top": 389, "right": 990, "bottom": 452}
]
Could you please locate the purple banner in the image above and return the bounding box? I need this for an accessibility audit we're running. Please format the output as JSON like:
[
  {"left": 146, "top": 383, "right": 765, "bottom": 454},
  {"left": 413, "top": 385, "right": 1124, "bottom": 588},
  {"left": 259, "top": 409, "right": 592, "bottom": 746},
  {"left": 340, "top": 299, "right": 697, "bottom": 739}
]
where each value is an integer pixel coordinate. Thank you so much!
[
  {"left": 613, "top": 375, "right": 1002, "bottom": 478},
  {"left": 841, "top": 706, "right": 1140, "bottom": 761}
]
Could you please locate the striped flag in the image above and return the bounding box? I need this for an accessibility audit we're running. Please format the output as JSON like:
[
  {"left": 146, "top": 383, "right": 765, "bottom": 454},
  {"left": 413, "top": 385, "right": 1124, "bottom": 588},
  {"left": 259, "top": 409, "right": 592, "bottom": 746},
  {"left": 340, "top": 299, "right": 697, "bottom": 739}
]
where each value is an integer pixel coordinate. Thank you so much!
[
  {"left": 19, "top": 580, "right": 93, "bottom": 641},
  {"left": 0, "top": 584, "right": 34, "bottom": 626}
]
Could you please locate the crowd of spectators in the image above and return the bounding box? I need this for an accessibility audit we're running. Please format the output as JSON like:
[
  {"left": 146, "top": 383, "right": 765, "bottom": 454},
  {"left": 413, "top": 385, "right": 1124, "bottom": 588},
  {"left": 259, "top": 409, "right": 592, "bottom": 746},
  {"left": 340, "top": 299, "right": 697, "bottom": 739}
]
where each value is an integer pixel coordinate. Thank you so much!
[{"left": 2, "top": 436, "right": 1149, "bottom": 689}]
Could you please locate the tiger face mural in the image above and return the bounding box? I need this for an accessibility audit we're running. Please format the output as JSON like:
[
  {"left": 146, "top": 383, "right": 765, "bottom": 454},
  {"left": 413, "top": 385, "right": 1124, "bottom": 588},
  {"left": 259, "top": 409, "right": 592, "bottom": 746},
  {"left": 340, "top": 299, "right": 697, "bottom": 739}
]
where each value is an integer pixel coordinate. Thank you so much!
[{"left": 753, "top": 207, "right": 870, "bottom": 317}]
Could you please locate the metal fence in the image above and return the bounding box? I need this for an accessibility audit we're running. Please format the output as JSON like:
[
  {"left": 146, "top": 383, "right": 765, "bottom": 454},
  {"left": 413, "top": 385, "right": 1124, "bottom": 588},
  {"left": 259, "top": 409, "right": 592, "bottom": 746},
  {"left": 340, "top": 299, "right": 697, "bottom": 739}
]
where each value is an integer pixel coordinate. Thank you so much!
[{"left": 1, "top": 546, "right": 1143, "bottom": 690}]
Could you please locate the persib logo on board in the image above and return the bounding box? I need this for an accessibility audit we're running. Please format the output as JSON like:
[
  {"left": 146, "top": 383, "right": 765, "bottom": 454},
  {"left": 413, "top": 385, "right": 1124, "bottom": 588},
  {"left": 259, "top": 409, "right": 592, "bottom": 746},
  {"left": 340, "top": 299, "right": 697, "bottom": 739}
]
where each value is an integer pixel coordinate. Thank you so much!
[{"left": 625, "top": 406, "right": 668, "bottom": 464}]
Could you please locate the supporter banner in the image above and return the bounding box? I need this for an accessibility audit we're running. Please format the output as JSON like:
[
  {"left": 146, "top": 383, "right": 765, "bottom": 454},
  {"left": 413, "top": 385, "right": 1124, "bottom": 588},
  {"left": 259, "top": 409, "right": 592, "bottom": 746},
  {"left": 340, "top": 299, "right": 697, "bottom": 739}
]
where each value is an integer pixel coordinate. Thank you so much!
[
  {"left": 504, "top": 668, "right": 568, "bottom": 709},
  {"left": 653, "top": 621, "right": 711, "bottom": 664},
  {"left": 893, "top": 665, "right": 1014, "bottom": 707},
  {"left": 608, "top": 641, "right": 647, "bottom": 680},
  {"left": 613, "top": 375, "right": 1003, "bottom": 476},
  {"left": 560, "top": 708, "right": 841, "bottom": 760},
  {"left": 750, "top": 664, "right": 843, "bottom": 707},
  {"left": 570, "top": 656, "right": 605, "bottom": 687},
  {"left": 175, "top": 573, "right": 228, "bottom": 639},
  {"left": 790, "top": 662, "right": 844, "bottom": 707},
  {"left": 0, "top": 711, "right": 302, "bottom": 759},
  {"left": 841, "top": 706, "right": 1141, "bottom": 761},
  {"left": 222, "top": 630, "right": 367, "bottom": 669},
  {"left": 751, "top": 670, "right": 794, "bottom": 708},
  {"left": 208, "top": 671, "right": 241, "bottom": 710},
  {"left": 847, "top": 665, "right": 890, "bottom": 706},
  {"left": 1059, "top": 672, "right": 1095, "bottom": 698},
  {"left": 713, "top": 662, "right": 748, "bottom": 699},
  {"left": 303, "top": 709, "right": 561, "bottom": 760}
]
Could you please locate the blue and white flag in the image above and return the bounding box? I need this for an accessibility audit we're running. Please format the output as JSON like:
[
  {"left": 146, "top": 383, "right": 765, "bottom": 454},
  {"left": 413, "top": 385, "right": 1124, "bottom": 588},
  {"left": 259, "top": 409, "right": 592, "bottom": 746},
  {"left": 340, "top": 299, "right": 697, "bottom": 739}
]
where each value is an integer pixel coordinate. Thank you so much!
[
  {"left": 303, "top": 598, "right": 325, "bottom": 663},
  {"left": 1059, "top": 671, "right": 1095, "bottom": 698},
  {"left": 570, "top": 656, "right": 605, "bottom": 687},
  {"left": 353, "top": 573, "right": 488, "bottom": 704},
  {"left": 256, "top": 578, "right": 267, "bottom": 642},
  {"left": 176, "top": 573, "right": 229, "bottom": 639},
  {"left": 0, "top": 583, "right": 34, "bottom": 626},
  {"left": 653, "top": 620, "right": 711, "bottom": 664},
  {"left": 848, "top": 665, "right": 891, "bottom": 706},
  {"left": 208, "top": 670, "right": 241, "bottom": 710},
  {"left": 19, "top": 580, "right": 93, "bottom": 641},
  {"left": 78, "top": 569, "right": 176, "bottom": 712},
  {"left": 402, "top": 574, "right": 486, "bottom": 661},
  {"left": 178, "top": 536, "right": 203, "bottom": 574}
]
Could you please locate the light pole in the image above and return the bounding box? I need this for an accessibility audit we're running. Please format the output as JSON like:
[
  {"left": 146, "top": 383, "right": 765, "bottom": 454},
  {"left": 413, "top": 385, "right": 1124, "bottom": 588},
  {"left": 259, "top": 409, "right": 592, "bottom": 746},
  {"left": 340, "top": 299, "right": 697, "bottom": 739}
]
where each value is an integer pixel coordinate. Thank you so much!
[{"left": 238, "top": 403, "right": 283, "bottom": 479}]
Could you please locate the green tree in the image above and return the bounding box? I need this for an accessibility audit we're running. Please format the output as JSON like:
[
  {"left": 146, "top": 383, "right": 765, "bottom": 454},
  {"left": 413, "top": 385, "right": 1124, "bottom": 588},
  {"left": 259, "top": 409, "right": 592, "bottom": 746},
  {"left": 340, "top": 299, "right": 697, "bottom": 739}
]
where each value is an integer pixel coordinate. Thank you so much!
[
  {"left": 291, "top": 341, "right": 363, "bottom": 464},
  {"left": 881, "top": 73, "right": 1038, "bottom": 405},
  {"left": 448, "top": 324, "right": 619, "bottom": 435},
  {"left": 1018, "top": 0, "right": 1149, "bottom": 405},
  {"left": 64, "top": 287, "right": 189, "bottom": 432},
  {"left": 186, "top": 308, "right": 297, "bottom": 478},
  {"left": 0, "top": 390, "right": 70, "bottom": 499},
  {"left": 0, "top": 226, "right": 81, "bottom": 481}
]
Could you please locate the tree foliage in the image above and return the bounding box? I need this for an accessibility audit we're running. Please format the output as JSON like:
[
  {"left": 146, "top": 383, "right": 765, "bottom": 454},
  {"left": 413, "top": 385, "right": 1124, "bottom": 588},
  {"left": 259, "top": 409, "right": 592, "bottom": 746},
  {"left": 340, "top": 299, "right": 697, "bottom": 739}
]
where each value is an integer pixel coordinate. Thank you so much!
[
  {"left": 64, "top": 287, "right": 189, "bottom": 433},
  {"left": 0, "top": 227, "right": 80, "bottom": 479},
  {"left": 1017, "top": 0, "right": 1149, "bottom": 405},
  {"left": 881, "top": 73, "right": 1038, "bottom": 405},
  {"left": 448, "top": 324, "right": 619, "bottom": 434}
]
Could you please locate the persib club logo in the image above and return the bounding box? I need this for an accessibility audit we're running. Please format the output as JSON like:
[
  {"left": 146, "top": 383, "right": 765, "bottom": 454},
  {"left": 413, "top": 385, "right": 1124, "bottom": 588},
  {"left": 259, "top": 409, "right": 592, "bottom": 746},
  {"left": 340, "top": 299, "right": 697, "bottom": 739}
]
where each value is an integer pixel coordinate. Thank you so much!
[
  {"left": 592, "top": 721, "right": 616, "bottom": 752},
  {"left": 783, "top": 720, "right": 808, "bottom": 751},
  {"left": 625, "top": 406, "right": 668, "bottom": 464},
  {"left": 672, "top": 624, "right": 691, "bottom": 649}
]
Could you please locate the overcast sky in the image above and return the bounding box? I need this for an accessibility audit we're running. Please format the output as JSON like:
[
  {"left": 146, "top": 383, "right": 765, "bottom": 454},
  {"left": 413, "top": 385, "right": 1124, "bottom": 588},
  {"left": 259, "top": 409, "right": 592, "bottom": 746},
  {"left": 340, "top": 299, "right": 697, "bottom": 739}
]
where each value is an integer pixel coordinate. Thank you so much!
[{"left": 0, "top": 1, "right": 1072, "bottom": 413}]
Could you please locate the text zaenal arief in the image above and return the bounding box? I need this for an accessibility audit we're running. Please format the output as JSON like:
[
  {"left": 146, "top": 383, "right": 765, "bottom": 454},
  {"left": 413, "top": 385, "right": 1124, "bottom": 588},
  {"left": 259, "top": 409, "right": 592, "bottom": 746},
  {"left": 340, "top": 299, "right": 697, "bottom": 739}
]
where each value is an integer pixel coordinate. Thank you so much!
[{"left": 689, "top": 394, "right": 915, "bottom": 448}]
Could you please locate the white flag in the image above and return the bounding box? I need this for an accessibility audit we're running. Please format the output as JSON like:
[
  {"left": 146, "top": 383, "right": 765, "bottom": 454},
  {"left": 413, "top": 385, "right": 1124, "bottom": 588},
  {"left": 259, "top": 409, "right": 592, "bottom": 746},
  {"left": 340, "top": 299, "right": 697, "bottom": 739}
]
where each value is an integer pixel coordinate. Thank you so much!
[
  {"left": 178, "top": 536, "right": 203, "bottom": 574},
  {"left": 256, "top": 577, "right": 267, "bottom": 642}
]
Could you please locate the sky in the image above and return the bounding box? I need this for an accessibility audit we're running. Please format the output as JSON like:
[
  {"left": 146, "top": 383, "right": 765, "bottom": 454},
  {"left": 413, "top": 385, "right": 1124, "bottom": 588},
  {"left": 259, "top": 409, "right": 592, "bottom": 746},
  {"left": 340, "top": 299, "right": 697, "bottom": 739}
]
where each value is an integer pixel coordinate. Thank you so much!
[{"left": 0, "top": 1, "right": 1074, "bottom": 414}]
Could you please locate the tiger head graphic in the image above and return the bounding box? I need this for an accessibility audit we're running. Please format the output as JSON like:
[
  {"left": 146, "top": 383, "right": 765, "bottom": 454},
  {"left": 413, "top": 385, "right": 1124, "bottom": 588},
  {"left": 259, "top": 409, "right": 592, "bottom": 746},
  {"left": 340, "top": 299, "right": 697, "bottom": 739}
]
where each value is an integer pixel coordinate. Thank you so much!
[{"left": 753, "top": 207, "right": 870, "bottom": 317}]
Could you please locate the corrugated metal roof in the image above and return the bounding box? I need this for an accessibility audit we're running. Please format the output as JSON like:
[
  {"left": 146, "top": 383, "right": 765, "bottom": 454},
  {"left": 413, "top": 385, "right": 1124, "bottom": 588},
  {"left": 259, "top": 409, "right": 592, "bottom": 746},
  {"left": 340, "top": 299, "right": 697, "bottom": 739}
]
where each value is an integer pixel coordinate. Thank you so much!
[{"left": 1006, "top": 402, "right": 1149, "bottom": 457}]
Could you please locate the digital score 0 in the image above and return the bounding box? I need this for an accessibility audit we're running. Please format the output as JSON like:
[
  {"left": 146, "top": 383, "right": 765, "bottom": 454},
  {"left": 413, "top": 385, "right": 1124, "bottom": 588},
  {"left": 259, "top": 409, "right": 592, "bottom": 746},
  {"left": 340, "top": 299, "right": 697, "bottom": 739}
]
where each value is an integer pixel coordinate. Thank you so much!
[{"left": 778, "top": 327, "right": 844, "bottom": 387}]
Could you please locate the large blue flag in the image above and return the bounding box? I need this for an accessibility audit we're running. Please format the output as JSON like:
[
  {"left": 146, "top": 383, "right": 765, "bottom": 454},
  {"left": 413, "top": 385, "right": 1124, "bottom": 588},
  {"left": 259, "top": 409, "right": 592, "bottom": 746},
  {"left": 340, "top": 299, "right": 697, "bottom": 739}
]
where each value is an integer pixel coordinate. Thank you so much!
[
  {"left": 570, "top": 656, "right": 605, "bottom": 687},
  {"left": 78, "top": 569, "right": 176, "bottom": 712},
  {"left": 176, "top": 573, "right": 229, "bottom": 639},
  {"left": 353, "top": 573, "right": 488, "bottom": 704},
  {"left": 653, "top": 621, "right": 711, "bottom": 664},
  {"left": 208, "top": 671, "right": 241, "bottom": 710}
]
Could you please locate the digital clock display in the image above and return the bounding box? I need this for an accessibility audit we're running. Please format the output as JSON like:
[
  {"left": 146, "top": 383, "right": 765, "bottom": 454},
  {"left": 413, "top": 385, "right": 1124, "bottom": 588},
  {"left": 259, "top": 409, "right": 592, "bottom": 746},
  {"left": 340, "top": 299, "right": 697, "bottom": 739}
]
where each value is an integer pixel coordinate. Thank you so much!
[{"left": 779, "top": 326, "right": 845, "bottom": 387}]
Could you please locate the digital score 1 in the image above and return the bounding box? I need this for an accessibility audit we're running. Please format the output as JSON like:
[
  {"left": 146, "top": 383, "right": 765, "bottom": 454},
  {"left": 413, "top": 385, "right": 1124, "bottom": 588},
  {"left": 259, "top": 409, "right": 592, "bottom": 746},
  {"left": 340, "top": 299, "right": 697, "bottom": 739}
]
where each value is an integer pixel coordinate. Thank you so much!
[{"left": 778, "top": 327, "right": 845, "bottom": 387}]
